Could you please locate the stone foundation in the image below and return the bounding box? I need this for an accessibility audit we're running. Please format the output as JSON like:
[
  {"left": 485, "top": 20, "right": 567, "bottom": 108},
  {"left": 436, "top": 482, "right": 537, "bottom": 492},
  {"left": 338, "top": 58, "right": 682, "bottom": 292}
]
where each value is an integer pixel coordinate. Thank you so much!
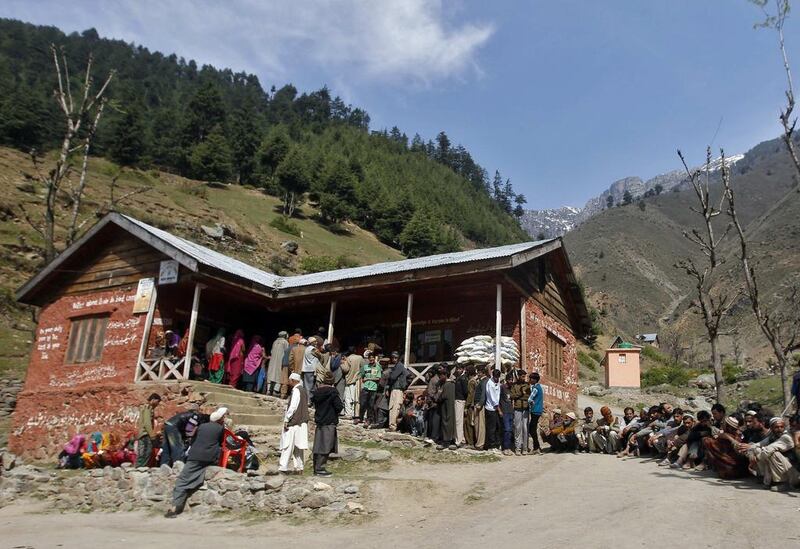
[{"left": 0, "top": 462, "right": 366, "bottom": 517}]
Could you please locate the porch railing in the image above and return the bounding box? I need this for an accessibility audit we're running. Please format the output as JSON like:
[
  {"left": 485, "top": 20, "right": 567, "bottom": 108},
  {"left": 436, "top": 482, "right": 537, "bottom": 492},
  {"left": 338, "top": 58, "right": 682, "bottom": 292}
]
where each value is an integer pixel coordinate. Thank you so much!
[{"left": 135, "top": 356, "right": 187, "bottom": 381}]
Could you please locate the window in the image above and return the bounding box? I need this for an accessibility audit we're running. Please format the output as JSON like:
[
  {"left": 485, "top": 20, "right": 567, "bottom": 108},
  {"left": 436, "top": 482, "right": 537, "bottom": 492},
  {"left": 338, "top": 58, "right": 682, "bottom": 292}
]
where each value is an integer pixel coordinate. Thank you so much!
[
  {"left": 545, "top": 332, "right": 564, "bottom": 381},
  {"left": 618, "top": 354, "right": 626, "bottom": 364},
  {"left": 65, "top": 315, "right": 109, "bottom": 364}
]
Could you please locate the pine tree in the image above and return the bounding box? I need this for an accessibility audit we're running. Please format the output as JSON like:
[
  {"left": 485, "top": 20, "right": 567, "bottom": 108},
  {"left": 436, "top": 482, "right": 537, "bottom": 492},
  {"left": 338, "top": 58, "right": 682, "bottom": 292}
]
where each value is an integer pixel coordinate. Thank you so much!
[
  {"left": 257, "top": 125, "right": 291, "bottom": 179},
  {"left": 622, "top": 190, "right": 633, "bottom": 205},
  {"left": 400, "top": 211, "right": 440, "bottom": 258},
  {"left": 182, "top": 82, "right": 227, "bottom": 146},
  {"left": 228, "top": 108, "right": 261, "bottom": 183},
  {"left": 436, "top": 131, "right": 451, "bottom": 165},
  {"left": 188, "top": 125, "right": 233, "bottom": 182},
  {"left": 606, "top": 195, "right": 614, "bottom": 209},
  {"left": 107, "top": 107, "right": 146, "bottom": 167},
  {"left": 513, "top": 194, "right": 527, "bottom": 218},
  {"left": 274, "top": 146, "right": 310, "bottom": 217}
]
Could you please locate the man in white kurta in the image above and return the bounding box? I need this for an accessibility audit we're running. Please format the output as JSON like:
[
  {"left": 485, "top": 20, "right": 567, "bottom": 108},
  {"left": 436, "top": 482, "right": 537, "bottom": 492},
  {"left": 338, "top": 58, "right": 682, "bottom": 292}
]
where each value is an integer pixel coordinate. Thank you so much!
[
  {"left": 266, "top": 331, "right": 289, "bottom": 396},
  {"left": 279, "top": 373, "right": 309, "bottom": 473}
]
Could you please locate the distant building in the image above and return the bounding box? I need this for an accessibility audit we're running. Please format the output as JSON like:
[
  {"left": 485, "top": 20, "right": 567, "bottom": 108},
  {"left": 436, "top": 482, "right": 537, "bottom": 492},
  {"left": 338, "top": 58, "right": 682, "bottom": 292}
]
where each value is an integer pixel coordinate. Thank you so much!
[
  {"left": 603, "top": 337, "right": 641, "bottom": 388},
  {"left": 636, "top": 333, "right": 659, "bottom": 347}
]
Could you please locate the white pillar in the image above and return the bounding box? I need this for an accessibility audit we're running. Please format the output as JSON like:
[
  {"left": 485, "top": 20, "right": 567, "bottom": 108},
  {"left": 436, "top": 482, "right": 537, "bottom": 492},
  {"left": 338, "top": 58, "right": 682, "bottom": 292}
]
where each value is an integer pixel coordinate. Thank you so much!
[
  {"left": 495, "top": 283, "right": 502, "bottom": 371},
  {"left": 328, "top": 301, "right": 337, "bottom": 344},
  {"left": 135, "top": 284, "right": 158, "bottom": 381},
  {"left": 183, "top": 282, "right": 203, "bottom": 378},
  {"left": 404, "top": 293, "right": 413, "bottom": 366}
]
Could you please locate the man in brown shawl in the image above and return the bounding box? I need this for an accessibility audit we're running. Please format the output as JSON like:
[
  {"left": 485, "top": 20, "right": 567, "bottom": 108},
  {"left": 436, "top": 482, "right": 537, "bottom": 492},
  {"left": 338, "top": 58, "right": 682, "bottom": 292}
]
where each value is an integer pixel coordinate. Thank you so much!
[
  {"left": 437, "top": 367, "right": 456, "bottom": 450},
  {"left": 703, "top": 416, "right": 748, "bottom": 479}
]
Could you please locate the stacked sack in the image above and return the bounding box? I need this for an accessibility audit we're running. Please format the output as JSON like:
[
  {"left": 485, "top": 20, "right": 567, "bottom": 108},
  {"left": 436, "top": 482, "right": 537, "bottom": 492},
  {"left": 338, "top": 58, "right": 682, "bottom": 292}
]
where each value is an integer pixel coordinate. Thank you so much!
[{"left": 454, "top": 335, "right": 520, "bottom": 368}]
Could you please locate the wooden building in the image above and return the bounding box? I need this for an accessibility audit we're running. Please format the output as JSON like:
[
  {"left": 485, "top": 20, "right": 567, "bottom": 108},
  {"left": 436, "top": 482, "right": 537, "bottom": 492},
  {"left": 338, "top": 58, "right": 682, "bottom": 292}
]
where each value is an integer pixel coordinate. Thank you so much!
[{"left": 12, "top": 213, "right": 591, "bottom": 459}]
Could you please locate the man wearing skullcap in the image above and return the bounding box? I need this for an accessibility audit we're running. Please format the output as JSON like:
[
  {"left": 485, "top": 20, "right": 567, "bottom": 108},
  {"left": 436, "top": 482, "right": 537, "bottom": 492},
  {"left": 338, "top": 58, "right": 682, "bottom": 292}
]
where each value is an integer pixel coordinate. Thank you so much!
[
  {"left": 165, "top": 407, "right": 227, "bottom": 517},
  {"left": 746, "top": 417, "right": 796, "bottom": 491},
  {"left": 702, "top": 416, "right": 749, "bottom": 479},
  {"left": 279, "top": 373, "right": 309, "bottom": 474},
  {"left": 311, "top": 371, "right": 344, "bottom": 476}
]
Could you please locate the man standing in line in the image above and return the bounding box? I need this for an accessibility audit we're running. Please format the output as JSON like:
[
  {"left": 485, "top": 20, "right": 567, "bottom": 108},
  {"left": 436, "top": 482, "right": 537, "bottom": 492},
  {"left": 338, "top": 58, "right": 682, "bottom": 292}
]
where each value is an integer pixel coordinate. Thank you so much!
[
  {"left": 341, "top": 347, "right": 363, "bottom": 420},
  {"left": 387, "top": 351, "right": 408, "bottom": 431},
  {"left": 473, "top": 366, "right": 488, "bottom": 450},
  {"left": 279, "top": 373, "right": 309, "bottom": 474},
  {"left": 453, "top": 363, "right": 468, "bottom": 447},
  {"left": 302, "top": 336, "right": 323, "bottom": 399},
  {"left": 357, "top": 351, "right": 381, "bottom": 425},
  {"left": 437, "top": 367, "right": 457, "bottom": 450},
  {"left": 464, "top": 365, "right": 477, "bottom": 447},
  {"left": 528, "top": 372, "right": 544, "bottom": 455},
  {"left": 165, "top": 407, "right": 227, "bottom": 517},
  {"left": 136, "top": 393, "right": 161, "bottom": 467},
  {"left": 484, "top": 369, "right": 502, "bottom": 451},
  {"left": 311, "top": 372, "right": 344, "bottom": 476},
  {"left": 267, "top": 331, "right": 289, "bottom": 397},
  {"left": 510, "top": 369, "right": 531, "bottom": 455},
  {"left": 286, "top": 338, "right": 307, "bottom": 398}
]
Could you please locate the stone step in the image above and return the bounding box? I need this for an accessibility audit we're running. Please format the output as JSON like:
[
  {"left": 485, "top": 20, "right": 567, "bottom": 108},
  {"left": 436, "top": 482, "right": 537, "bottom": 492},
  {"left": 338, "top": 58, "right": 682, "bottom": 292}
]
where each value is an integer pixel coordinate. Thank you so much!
[
  {"left": 228, "top": 412, "right": 283, "bottom": 427},
  {"left": 204, "top": 403, "right": 279, "bottom": 416}
]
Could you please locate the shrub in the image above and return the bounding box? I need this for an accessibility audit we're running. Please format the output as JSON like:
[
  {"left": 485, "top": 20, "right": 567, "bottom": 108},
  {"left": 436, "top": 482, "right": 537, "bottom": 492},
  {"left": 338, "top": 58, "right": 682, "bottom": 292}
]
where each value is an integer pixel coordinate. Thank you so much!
[
  {"left": 577, "top": 350, "right": 598, "bottom": 371},
  {"left": 641, "top": 345, "right": 669, "bottom": 364},
  {"left": 269, "top": 216, "right": 301, "bottom": 237},
  {"left": 299, "top": 255, "right": 359, "bottom": 274},
  {"left": 178, "top": 181, "right": 208, "bottom": 200},
  {"left": 722, "top": 361, "right": 744, "bottom": 385},
  {"left": 589, "top": 350, "right": 603, "bottom": 363},
  {"left": 641, "top": 364, "right": 691, "bottom": 387}
]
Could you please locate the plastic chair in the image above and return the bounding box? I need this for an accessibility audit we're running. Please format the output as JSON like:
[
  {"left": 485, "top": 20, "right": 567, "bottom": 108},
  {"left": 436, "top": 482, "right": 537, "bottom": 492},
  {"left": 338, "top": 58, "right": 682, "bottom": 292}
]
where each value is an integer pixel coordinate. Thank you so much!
[{"left": 219, "top": 429, "right": 247, "bottom": 472}]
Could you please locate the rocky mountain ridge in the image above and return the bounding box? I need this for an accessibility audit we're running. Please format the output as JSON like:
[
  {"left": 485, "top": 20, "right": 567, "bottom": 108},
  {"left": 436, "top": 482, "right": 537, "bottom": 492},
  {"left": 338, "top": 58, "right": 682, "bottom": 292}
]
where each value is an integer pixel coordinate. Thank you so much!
[{"left": 521, "top": 154, "right": 744, "bottom": 238}]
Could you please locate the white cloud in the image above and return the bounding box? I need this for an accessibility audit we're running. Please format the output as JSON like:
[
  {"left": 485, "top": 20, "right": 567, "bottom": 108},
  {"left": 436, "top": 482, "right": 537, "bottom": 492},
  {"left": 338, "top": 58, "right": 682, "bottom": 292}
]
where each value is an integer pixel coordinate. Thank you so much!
[{"left": 4, "top": 0, "right": 494, "bottom": 86}]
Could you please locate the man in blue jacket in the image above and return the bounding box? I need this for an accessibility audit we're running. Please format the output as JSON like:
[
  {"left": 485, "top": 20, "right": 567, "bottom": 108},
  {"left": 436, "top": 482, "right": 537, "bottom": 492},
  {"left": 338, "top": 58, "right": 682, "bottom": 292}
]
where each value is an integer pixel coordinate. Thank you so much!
[{"left": 528, "top": 372, "right": 544, "bottom": 455}]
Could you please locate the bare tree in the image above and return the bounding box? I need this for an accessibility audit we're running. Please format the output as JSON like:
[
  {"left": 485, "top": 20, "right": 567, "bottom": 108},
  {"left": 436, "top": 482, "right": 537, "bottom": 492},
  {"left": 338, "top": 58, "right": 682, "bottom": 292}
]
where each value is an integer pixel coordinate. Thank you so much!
[
  {"left": 22, "top": 44, "right": 114, "bottom": 262},
  {"left": 659, "top": 325, "right": 685, "bottom": 365},
  {"left": 721, "top": 152, "right": 800, "bottom": 407},
  {"left": 753, "top": 0, "right": 800, "bottom": 181},
  {"left": 675, "top": 148, "right": 736, "bottom": 403}
]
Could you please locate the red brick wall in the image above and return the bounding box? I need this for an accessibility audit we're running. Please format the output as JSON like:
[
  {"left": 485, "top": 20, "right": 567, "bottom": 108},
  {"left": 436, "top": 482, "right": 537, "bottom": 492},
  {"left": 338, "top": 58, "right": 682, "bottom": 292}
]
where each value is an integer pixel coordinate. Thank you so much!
[
  {"left": 521, "top": 298, "right": 578, "bottom": 412},
  {"left": 10, "top": 286, "right": 157, "bottom": 459},
  {"left": 10, "top": 381, "right": 194, "bottom": 461}
]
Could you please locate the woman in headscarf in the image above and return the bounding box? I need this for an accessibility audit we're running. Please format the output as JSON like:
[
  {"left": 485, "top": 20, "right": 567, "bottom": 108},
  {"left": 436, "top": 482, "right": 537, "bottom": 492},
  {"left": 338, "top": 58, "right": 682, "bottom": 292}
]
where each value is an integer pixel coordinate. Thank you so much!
[
  {"left": 266, "top": 331, "right": 289, "bottom": 396},
  {"left": 227, "top": 329, "right": 246, "bottom": 389},
  {"left": 242, "top": 335, "right": 265, "bottom": 392},
  {"left": 205, "top": 328, "right": 226, "bottom": 384}
]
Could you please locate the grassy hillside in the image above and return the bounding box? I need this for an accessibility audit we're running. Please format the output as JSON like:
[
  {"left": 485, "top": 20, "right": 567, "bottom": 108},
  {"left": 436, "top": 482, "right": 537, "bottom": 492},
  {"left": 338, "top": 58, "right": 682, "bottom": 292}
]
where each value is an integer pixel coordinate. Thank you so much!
[
  {"left": 0, "top": 145, "right": 405, "bottom": 377},
  {"left": 565, "top": 134, "right": 800, "bottom": 372}
]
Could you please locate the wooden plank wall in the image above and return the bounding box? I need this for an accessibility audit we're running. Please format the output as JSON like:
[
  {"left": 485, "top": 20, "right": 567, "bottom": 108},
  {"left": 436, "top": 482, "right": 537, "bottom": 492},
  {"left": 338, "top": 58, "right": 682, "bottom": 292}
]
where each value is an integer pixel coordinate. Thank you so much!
[{"left": 58, "top": 235, "right": 165, "bottom": 297}]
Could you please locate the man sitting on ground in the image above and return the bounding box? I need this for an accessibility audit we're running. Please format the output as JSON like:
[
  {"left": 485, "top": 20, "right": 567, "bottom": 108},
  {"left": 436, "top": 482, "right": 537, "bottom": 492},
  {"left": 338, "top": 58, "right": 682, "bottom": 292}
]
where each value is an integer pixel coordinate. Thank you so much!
[
  {"left": 746, "top": 417, "right": 796, "bottom": 492},
  {"left": 578, "top": 407, "right": 596, "bottom": 452},
  {"left": 590, "top": 406, "right": 622, "bottom": 454}
]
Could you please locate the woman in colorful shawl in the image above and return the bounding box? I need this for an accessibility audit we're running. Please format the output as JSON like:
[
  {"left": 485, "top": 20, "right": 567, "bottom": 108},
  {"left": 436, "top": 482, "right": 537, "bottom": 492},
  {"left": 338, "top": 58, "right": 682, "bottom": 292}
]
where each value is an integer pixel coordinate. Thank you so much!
[
  {"left": 227, "top": 329, "right": 245, "bottom": 389},
  {"left": 242, "top": 335, "right": 265, "bottom": 392},
  {"left": 702, "top": 416, "right": 749, "bottom": 479},
  {"left": 177, "top": 329, "right": 190, "bottom": 358},
  {"left": 58, "top": 434, "right": 86, "bottom": 469},
  {"left": 266, "top": 331, "right": 289, "bottom": 396},
  {"left": 205, "top": 328, "right": 226, "bottom": 384}
]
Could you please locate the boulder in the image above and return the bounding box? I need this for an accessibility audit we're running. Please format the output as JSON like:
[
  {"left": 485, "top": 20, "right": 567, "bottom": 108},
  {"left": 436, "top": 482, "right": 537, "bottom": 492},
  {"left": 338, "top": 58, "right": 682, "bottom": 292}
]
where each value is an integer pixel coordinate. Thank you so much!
[
  {"left": 690, "top": 374, "right": 716, "bottom": 389},
  {"left": 265, "top": 476, "right": 285, "bottom": 491},
  {"left": 342, "top": 484, "right": 359, "bottom": 495},
  {"left": 366, "top": 450, "right": 391, "bottom": 462},
  {"left": 300, "top": 492, "right": 331, "bottom": 509},
  {"left": 201, "top": 224, "right": 224, "bottom": 239},
  {"left": 285, "top": 487, "right": 310, "bottom": 503},
  {"left": 313, "top": 481, "right": 333, "bottom": 491},
  {"left": 340, "top": 448, "right": 365, "bottom": 462},
  {"left": 346, "top": 501, "right": 365, "bottom": 514},
  {"left": 280, "top": 241, "right": 299, "bottom": 254}
]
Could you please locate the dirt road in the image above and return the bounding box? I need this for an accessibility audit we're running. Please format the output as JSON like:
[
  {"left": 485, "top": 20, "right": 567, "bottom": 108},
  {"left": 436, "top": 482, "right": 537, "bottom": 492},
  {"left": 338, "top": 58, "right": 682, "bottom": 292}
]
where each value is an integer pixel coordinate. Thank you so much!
[{"left": 2, "top": 454, "right": 797, "bottom": 549}]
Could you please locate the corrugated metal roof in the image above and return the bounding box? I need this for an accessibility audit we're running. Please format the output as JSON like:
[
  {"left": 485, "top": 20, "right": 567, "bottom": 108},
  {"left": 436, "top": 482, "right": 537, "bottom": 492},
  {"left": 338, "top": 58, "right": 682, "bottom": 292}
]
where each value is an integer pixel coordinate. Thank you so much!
[
  {"left": 122, "top": 215, "right": 281, "bottom": 289},
  {"left": 122, "top": 215, "right": 550, "bottom": 291},
  {"left": 278, "top": 240, "right": 546, "bottom": 289}
]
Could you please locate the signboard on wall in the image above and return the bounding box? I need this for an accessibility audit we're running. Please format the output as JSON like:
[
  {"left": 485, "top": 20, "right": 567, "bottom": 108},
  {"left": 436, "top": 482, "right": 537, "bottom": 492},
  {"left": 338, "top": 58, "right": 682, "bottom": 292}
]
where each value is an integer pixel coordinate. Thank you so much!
[
  {"left": 158, "top": 260, "right": 179, "bottom": 285},
  {"left": 132, "top": 277, "right": 155, "bottom": 314}
]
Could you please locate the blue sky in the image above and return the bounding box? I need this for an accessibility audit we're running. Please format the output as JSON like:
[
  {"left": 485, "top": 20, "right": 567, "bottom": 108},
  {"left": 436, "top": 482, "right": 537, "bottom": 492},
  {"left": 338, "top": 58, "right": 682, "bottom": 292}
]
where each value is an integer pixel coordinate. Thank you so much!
[{"left": 3, "top": 0, "right": 798, "bottom": 208}]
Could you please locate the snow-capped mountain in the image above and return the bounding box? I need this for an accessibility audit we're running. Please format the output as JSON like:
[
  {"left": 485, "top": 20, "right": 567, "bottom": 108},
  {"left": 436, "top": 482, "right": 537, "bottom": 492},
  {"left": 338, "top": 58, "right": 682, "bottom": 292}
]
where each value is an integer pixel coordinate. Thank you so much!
[
  {"left": 521, "top": 154, "right": 744, "bottom": 238},
  {"left": 520, "top": 206, "right": 581, "bottom": 239}
]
